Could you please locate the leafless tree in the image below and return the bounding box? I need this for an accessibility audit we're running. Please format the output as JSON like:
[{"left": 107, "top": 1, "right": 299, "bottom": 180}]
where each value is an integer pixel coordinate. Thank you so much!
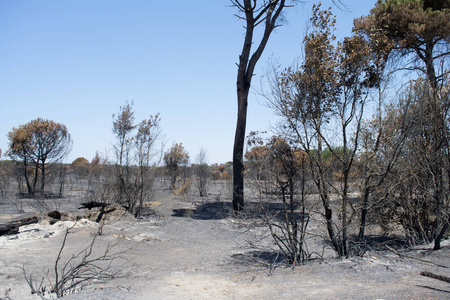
[
  {"left": 193, "top": 148, "right": 210, "bottom": 197},
  {"left": 230, "top": 0, "right": 299, "bottom": 212},
  {"left": 370, "top": 78, "right": 450, "bottom": 248}
]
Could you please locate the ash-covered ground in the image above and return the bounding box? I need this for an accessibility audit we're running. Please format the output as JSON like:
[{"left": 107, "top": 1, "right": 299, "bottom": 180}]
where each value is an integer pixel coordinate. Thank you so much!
[{"left": 1, "top": 181, "right": 449, "bottom": 299}]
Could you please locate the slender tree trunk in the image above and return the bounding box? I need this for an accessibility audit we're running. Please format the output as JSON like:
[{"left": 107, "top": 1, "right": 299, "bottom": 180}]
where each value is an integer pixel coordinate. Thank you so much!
[
  {"left": 231, "top": 0, "right": 287, "bottom": 212},
  {"left": 423, "top": 41, "right": 437, "bottom": 90},
  {"left": 232, "top": 7, "right": 253, "bottom": 212},
  {"left": 32, "top": 160, "right": 39, "bottom": 196},
  {"left": 429, "top": 77, "right": 445, "bottom": 250},
  {"left": 23, "top": 159, "right": 33, "bottom": 196},
  {"left": 342, "top": 168, "right": 349, "bottom": 257},
  {"left": 233, "top": 88, "right": 248, "bottom": 211},
  {"left": 434, "top": 215, "right": 449, "bottom": 250},
  {"left": 321, "top": 182, "right": 340, "bottom": 256},
  {"left": 171, "top": 170, "right": 177, "bottom": 191},
  {"left": 432, "top": 159, "right": 444, "bottom": 250},
  {"left": 316, "top": 128, "right": 341, "bottom": 256},
  {"left": 359, "top": 72, "right": 385, "bottom": 241},
  {"left": 41, "top": 162, "right": 46, "bottom": 198},
  {"left": 358, "top": 188, "right": 371, "bottom": 240},
  {"left": 341, "top": 120, "right": 350, "bottom": 257},
  {"left": 58, "top": 164, "right": 65, "bottom": 197},
  {"left": 136, "top": 166, "right": 145, "bottom": 218}
]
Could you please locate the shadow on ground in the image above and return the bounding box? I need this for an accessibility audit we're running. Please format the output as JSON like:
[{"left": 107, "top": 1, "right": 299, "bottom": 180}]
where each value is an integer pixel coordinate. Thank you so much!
[
  {"left": 171, "top": 200, "right": 308, "bottom": 222},
  {"left": 231, "top": 251, "right": 288, "bottom": 267},
  {"left": 172, "top": 201, "right": 232, "bottom": 220},
  {"left": 416, "top": 285, "right": 450, "bottom": 294},
  {"left": 358, "top": 235, "right": 410, "bottom": 251}
]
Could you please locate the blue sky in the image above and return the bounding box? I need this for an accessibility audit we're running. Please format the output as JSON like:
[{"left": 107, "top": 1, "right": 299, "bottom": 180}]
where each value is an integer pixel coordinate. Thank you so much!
[{"left": 0, "top": 0, "right": 375, "bottom": 164}]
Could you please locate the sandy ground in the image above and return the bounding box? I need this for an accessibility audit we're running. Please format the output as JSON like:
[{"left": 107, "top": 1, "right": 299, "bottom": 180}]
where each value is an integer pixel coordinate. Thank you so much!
[{"left": 0, "top": 186, "right": 449, "bottom": 300}]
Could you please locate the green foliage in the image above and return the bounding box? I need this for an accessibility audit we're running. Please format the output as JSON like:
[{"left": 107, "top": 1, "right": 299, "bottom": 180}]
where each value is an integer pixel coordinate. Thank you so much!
[
  {"left": 320, "top": 147, "right": 353, "bottom": 164},
  {"left": 359, "top": 0, "right": 450, "bottom": 88}
]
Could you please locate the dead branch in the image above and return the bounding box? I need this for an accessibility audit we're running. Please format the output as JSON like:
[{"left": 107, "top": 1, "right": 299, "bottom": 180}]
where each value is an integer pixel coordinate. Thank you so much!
[
  {"left": 22, "top": 220, "right": 119, "bottom": 298},
  {"left": 420, "top": 271, "right": 450, "bottom": 284},
  {"left": 0, "top": 214, "right": 39, "bottom": 236},
  {"left": 386, "top": 245, "right": 449, "bottom": 268},
  {"left": 21, "top": 266, "right": 47, "bottom": 300}
]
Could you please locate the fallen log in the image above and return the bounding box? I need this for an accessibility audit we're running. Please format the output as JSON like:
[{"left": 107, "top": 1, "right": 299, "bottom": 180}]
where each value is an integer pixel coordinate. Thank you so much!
[
  {"left": 79, "top": 201, "right": 108, "bottom": 210},
  {"left": 95, "top": 206, "right": 118, "bottom": 223},
  {"left": 0, "top": 224, "right": 19, "bottom": 236},
  {"left": 80, "top": 202, "right": 127, "bottom": 223},
  {"left": 420, "top": 271, "right": 450, "bottom": 284},
  {"left": 0, "top": 214, "right": 39, "bottom": 236}
]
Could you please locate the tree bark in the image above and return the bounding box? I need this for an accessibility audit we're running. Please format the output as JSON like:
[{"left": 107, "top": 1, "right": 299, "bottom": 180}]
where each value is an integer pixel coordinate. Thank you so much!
[
  {"left": 316, "top": 129, "right": 341, "bottom": 256},
  {"left": 41, "top": 161, "right": 46, "bottom": 198},
  {"left": 232, "top": 89, "right": 248, "bottom": 211},
  {"left": 231, "top": 0, "right": 287, "bottom": 212},
  {"left": 358, "top": 188, "right": 371, "bottom": 240},
  {"left": 32, "top": 159, "right": 39, "bottom": 196},
  {"left": 0, "top": 214, "right": 39, "bottom": 236},
  {"left": 433, "top": 215, "right": 449, "bottom": 250},
  {"left": 23, "top": 159, "right": 33, "bottom": 196}
]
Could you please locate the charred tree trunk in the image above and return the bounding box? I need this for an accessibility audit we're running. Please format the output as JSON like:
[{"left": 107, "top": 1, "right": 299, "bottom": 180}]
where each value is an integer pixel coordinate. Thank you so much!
[
  {"left": 40, "top": 161, "right": 46, "bottom": 198},
  {"left": 358, "top": 188, "right": 371, "bottom": 240},
  {"left": 0, "top": 214, "right": 39, "bottom": 236},
  {"left": 231, "top": 0, "right": 287, "bottom": 212},
  {"left": 32, "top": 159, "right": 39, "bottom": 196},
  {"left": 314, "top": 130, "right": 341, "bottom": 256},
  {"left": 233, "top": 88, "right": 248, "bottom": 211},
  {"left": 23, "top": 159, "right": 33, "bottom": 196}
]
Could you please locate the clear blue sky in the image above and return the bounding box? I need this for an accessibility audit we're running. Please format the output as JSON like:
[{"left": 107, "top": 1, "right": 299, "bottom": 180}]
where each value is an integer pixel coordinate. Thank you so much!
[{"left": 0, "top": 0, "right": 375, "bottom": 165}]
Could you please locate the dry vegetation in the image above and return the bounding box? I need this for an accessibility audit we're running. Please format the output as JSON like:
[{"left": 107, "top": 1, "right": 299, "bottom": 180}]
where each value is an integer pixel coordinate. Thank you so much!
[
  {"left": 0, "top": 167, "right": 449, "bottom": 299},
  {"left": 1, "top": 1, "right": 449, "bottom": 299}
]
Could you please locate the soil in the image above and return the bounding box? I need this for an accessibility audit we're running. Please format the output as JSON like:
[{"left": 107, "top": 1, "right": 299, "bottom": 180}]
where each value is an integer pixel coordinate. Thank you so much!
[{"left": 0, "top": 181, "right": 449, "bottom": 299}]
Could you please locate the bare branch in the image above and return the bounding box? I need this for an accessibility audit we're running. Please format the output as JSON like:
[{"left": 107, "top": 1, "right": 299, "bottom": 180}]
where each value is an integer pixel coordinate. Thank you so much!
[{"left": 22, "top": 221, "right": 120, "bottom": 298}]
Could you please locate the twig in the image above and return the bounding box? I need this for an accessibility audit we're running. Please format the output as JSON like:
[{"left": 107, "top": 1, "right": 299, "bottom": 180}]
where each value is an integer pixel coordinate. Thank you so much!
[
  {"left": 46, "top": 269, "right": 55, "bottom": 294},
  {"left": 21, "top": 220, "right": 120, "bottom": 298},
  {"left": 386, "top": 245, "right": 404, "bottom": 257}
]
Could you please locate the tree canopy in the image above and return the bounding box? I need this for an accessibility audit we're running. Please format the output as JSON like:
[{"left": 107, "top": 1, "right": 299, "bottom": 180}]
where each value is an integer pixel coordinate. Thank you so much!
[
  {"left": 8, "top": 118, "right": 72, "bottom": 196},
  {"left": 355, "top": 0, "right": 450, "bottom": 87}
]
